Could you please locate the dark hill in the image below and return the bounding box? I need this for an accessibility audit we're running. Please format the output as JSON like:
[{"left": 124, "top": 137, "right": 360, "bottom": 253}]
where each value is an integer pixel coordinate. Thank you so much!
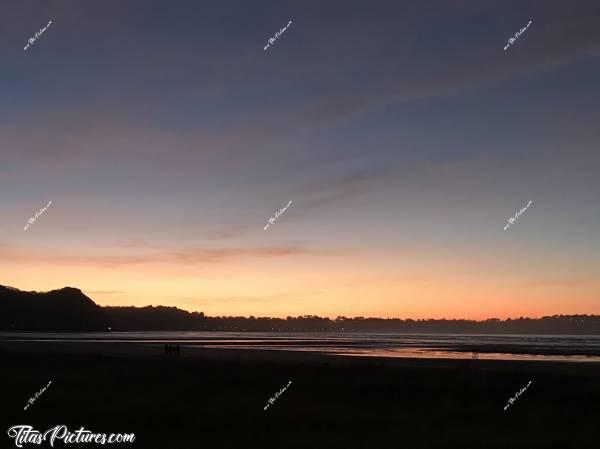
[
  {"left": 2, "top": 284, "right": 600, "bottom": 334},
  {"left": 105, "top": 305, "right": 205, "bottom": 331},
  {"left": 0, "top": 285, "right": 108, "bottom": 331}
]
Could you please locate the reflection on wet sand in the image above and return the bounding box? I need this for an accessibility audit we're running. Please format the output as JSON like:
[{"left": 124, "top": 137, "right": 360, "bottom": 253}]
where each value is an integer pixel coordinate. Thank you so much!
[{"left": 2, "top": 332, "right": 599, "bottom": 362}]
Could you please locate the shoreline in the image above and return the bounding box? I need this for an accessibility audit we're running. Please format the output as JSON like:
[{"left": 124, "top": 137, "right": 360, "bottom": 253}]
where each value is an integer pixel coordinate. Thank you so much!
[
  {"left": 2, "top": 339, "right": 600, "bottom": 366},
  {"left": 2, "top": 332, "right": 600, "bottom": 362}
]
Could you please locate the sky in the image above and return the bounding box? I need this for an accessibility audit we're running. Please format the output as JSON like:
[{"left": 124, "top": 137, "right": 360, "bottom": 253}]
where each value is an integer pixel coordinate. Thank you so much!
[{"left": 2, "top": 0, "right": 600, "bottom": 319}]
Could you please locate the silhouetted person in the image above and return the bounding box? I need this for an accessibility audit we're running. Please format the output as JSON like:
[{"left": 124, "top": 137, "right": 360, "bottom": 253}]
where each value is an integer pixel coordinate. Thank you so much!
[{"left": 176, "top": 344, "right": 180, "bottom": 357}]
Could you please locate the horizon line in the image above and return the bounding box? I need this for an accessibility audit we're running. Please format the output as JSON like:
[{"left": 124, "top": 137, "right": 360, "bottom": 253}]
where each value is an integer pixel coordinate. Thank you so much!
[
  {"left": 100, "top": 304, "right": 600, "bottom": 322},
  {"left": 3, "top": 285, "right": 597, "bottom": 322}
]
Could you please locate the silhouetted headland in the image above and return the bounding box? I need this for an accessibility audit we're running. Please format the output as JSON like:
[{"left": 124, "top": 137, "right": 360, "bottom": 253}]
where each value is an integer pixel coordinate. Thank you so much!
[
  {"left": 1, "top": 284, "right": 599, "bottom": 334},
  {"left": 0, "top": 285, "right": 107, "bottom": 331}
]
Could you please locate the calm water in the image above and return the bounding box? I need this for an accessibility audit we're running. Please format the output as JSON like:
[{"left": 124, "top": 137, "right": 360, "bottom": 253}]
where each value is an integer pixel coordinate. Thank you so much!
[{"left": 2, "top": 332, "right": 600, "bottom": 362}]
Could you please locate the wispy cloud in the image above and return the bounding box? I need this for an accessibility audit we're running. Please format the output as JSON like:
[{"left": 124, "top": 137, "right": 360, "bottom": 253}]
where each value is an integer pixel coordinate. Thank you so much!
[
  {"left": 84, "top": 290, "right": 126, "bottom": 295},
  {"left": 180, "top": 292, "right": 310, "bottom": 306},
  {"left": 5, "top": 4, "right": 600, "bottom": 182},
  {"left": 297, "top": 167, "right": 393, "bottom": 214},
  {"left": 0, "top": 244, "right": 340, "bottom": 268}
]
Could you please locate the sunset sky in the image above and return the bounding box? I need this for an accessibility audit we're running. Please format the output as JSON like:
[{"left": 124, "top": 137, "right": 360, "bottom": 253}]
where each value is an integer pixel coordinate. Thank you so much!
[{"left": 2, "top": 0, "right": 600, "bottom": 319}]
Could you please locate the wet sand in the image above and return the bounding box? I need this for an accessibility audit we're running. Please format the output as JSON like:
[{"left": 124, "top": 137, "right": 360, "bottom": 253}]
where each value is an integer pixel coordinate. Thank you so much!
[
  {"left": 3, "top": 332, "right": 600, "bottom": 362},
  {"left": 1, "top": 340, "right": 598, "bottom": 448}
]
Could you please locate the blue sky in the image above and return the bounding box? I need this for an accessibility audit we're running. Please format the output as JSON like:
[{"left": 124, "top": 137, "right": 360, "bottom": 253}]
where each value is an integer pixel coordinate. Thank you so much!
[{"left": 1, "top": 0, "right": 600, "bottom": 318}]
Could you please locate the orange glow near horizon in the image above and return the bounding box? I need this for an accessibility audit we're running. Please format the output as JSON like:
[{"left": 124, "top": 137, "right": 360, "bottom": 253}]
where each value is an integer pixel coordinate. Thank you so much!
[
  {"left": 4, "top": 0, "right": 600, "bottom": 325},
  {"left": 2, "top": 242, "right": 599, "bottom": 320}
]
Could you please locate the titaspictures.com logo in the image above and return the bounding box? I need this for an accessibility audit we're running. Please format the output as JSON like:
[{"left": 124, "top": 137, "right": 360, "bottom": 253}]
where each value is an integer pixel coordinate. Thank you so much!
[{"left": 7, "top": 425, "right": 135, "bottom": 447}]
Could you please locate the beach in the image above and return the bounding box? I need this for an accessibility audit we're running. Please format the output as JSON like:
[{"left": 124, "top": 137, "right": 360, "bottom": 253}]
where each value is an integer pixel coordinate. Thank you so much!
[{"left": 1, "top": 339, "right": 598, "bottom": 448}]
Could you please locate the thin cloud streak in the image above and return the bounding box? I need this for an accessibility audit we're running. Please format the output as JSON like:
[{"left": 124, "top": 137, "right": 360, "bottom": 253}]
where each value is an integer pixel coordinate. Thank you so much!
[
  {"left": 84, "top": 290, "right": 126, "bottom": 295},
  {"left": 6, "top": 2, "right": 600, "bottom": 175},
  {"left": 0, "top": 244, "right": 344, "bottom": 268}
]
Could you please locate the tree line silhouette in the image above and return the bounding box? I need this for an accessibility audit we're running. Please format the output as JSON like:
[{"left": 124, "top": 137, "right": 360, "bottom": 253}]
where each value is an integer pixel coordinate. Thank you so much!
[{"left": 2, "top": 285, "right": 600, "bottom": 334}]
